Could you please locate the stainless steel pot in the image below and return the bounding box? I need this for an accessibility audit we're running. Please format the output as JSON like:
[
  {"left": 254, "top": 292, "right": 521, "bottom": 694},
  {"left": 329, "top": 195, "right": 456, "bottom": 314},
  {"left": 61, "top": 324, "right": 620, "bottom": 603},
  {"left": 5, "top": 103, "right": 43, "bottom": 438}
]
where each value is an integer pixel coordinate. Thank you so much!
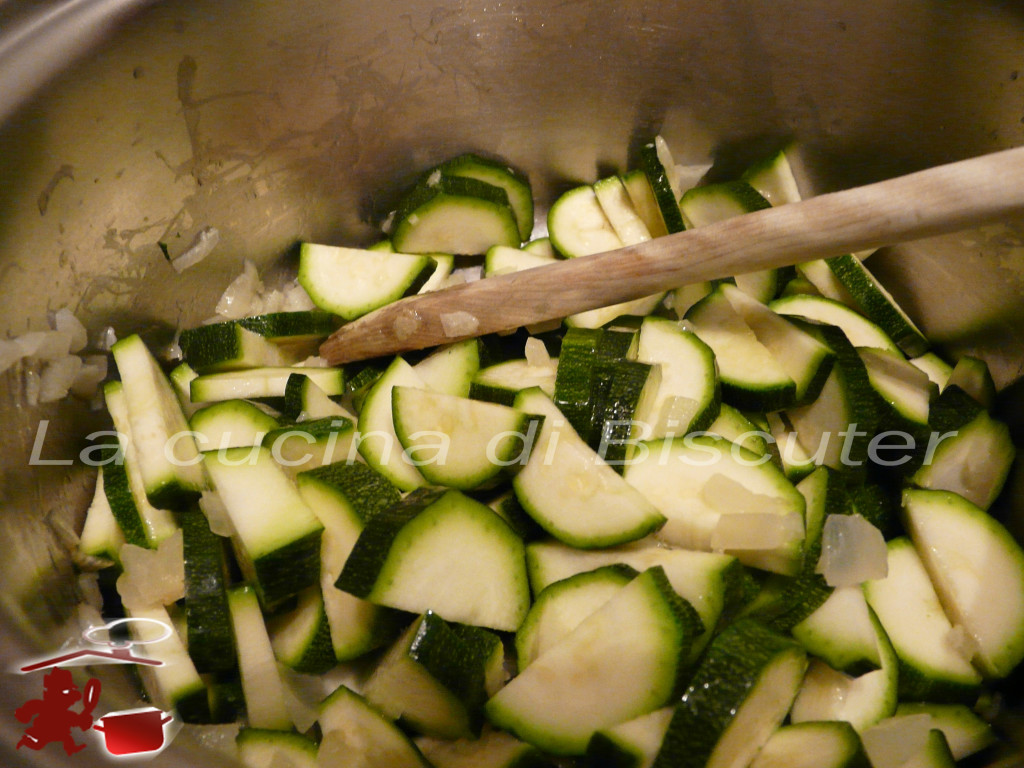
[{"left": 2, "top": 1, "right": 1023, "bottom": 766}]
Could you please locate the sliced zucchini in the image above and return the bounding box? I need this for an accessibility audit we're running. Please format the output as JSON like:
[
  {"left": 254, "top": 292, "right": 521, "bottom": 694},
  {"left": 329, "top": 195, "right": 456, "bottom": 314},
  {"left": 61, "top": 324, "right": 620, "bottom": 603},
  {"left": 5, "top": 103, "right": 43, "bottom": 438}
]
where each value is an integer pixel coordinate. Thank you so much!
[
  {"left": 864, "top": 537, "right": 982, "bottom": 702},
  {"left": 363, "top": 611, "right": 503, "bottom": 739},
  {"left": 418, "top": 728, "right": 555, "bottom": 768},
  {"left": 790, "top": 603, "right": 899, "bottom": 732},
  {"left": 525, "top": 539, "right": 756, "bottom": 661},
  {"left": 594, "top": 175, "right": 652, "bottom": 245},
  {"left": 901, "top": 488, "right": 1024, "bottom": 679},
  {"left": 235, "top": 729, "right": 318, "bottom": 768},
  {"left": 686, "top": 286, "right": 796, "bottom": 412},
  {"left": 945, "top": 354, "right": 995, "bottom": 408},
  {"left": 621, "top": 168, "right": 669, "bottom": 238},
  {"left": 706, "top": 403, "right": 771, "bottom": 458},
  {"left": 391, "top": 174, "right": 520, "bottom": 255},
  {"left": 651, "top": 619, "right": 807, "bottom": 768},
  {"left": 179, "top": 323, "right": 296, "bottom": 372},
  {"left": 298, "top": 243, "right": 433, "bottom": 320},
  {"left": 749, "top": 721, "right": 871, "bottom": 768},
  {"left": 742, "top": 146, "right": 803, "bottom": 206},
  {"left": 624, "top": 434, "right": 806, "bottom": 576},
  {"left": 78, "top": 467, "right": 126, "bottom": 563},
  {"left": 203, "top": 446, "right": 324, "bottom": 607},
  {"left": 111, "top": 333, "right": 206, "bottom": 508},
  {"left": 318, "top": 685, "right": 430, "bottom": 768},
  {"left": 548, "top": 184, "right": 624, "bottom": 258},
  {"left": 825, "top": 253, "right": 929, "bottom": 356},
  {"left": 891, "top": 703, "right": 996, "bottom": 761},
  {"left": 125, "top": 603, "right": 210, "bottom": 723},
  {"left": 909, "top": 385, "right": 1014, "bottom": 510},
  {"left": 515, "top": 564, "right": 638, "bottom": 669},
  {"left": 262, "top": 416, "right": 356, "bottom": 472},
  {"left": 769, "top": 294, "right": 899, "bottom": 353},
  {"left": 554, "top": 326, "right": 637, "bottom": 441},
  {"left": 103, "top": 381, "right": 179, "bottom": 547},
  {"left": 392, "top": 386, "right": 542, "bottom": 489},
  {"left": 720, "top": 283, "right": 835, "bottom": 405},
  {"left": 585, "top": 707, "right": 674, "bottom": 768},
  {"left": 181, "top": 511, "right": 236, "bottom": 674},
  {"left": 470, "top": 358, "right": 557, "bottom": 407},
  {"left": 565, "top": 292, "right": 665, "bottom": 331},
  {"left": 297, "top": 462, "right": 404, "bottom": 661},
  {"left": 523, "top": 236, "right": 559, "bottom": 258},
  {"left": 909, "top": 352, "right": 953, "bottom": 391},
  {"left": 511, "top": 388, "right": 666, "bottom": 549},
  {"left": 485, "top": 244, "right": 557, "bottom": 278},
  {"left": 589, "top": 359, "right": 662, "bottom": 468},
  {"left": 169, "top": 361, "right": 199, "bottom": 414},
  {"left": 638, "top": 138, "right": 686, "bottom": 234},
  {"left": 418, "top": 253, "right": 456, "bottom": 292},
  {"left": 858, "top": 346, "right": 934, "bottom": 429},
  {"left": 356, "top": 356, "right": 428, "bottom": 491},
  {"left": 267, "top": 585, "right": 335, "bottom": 674},
  {"left": 281, "top": 371, "right": 351, "bottom": 421},
  {"left": 336, "top": 488, "right": 530, "bottom": 632},
  {"left": 413, "top": 338, "right": 480, "bottom": 397},
  {"left": 189, "top": 399, "right": 279, "bottom": 450},
  {"left": 635, "top": 316, "right": 720, "bottom": 438},
  {"left": 486, "top": 567, "right": 703, "bottom": 755},
  {"left": 439, "top": 152, "right": 534, "bottom": 240},
  {"left": 190, "top": 365, "right": 344, "bottom": 403},
  {"left": 792, "top": 585, "right": 883, "bottom": 675},
  {"left": 679, "top": 181, "right": 778, "bottom": 302},
  {"left": 862, "top": 719, "right": 957, "bottom": 768},
  {"left": 227, "top": 584, "right": 293, "bottom": 730}
]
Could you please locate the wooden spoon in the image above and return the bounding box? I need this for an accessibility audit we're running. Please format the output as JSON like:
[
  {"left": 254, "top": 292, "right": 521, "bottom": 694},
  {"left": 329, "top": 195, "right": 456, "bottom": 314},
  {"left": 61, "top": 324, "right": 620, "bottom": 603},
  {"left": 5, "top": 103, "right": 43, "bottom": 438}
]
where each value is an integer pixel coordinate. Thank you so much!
[{"left": 321, "top": 145, "right": 1024, "bottom": 365}]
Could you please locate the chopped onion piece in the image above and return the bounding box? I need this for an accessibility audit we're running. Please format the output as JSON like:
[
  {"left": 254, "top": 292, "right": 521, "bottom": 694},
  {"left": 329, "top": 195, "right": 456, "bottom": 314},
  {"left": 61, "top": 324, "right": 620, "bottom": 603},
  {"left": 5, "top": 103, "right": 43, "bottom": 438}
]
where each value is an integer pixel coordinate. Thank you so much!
[
  {"left": 440, "top": 311, "right": 479, "bottom": 338},
  {"left": 674, "top": 162, "right": 713, "bottom": 192},
  {"left": 216, "top": 259, "right": 263, "bottom": 319},
  {"left": 23, "top": 366, "right": 41, "bottom": 407},
  {"left": 278, "top": 665, "right": 322, "bottom": 733},
  {"left": 525, "top": 318, "right": 562, "bottom": 335},
  {"left": 16, "top": 330, "right": 73, "bottom": 361},
  {"left": 701, "top": 473, "right": 791, "bottom": 516},
  {"left": 440, "top": 272, "right": 467, "bottom": 289},
  {"left": 524, "top": 337, "right": 551, "bottom": 369},
  {"left": 200, "top": 491, "right": 235, "bottom": 537},
  {"left": 52, "top": 308, "right": 88, "bottom": 353},
  {"left": 116, "top": 530, "right": 184, "bottom": 608},
  {"left": 171, "top": 226, "right": 220, "bottom": 273},
  {"left": 862, "top": 713, "right": 933, "bottom": 768},
  {"left": 710, "top": 511, "right": 804, "bottom": 551},
  {"left": 96, "top": 326, "right": 118, "bottom": 351},
  {"left": 816, "top": 513, "right": 888, "bottom": 587},
  {"left": 39, "top": 356, "right": 83, "bottom": 403},
  {"left": 281, "top": 280, "right": 316, "bottom": 311},
  {"left": 0, "top": 339, "right": 23, "bottom": 375},
  {"left": 297, "top": 356, "right": 330, "bottom": 368},
  {"left": 392, "top": 309, "right": 422, "bottom": 341}
]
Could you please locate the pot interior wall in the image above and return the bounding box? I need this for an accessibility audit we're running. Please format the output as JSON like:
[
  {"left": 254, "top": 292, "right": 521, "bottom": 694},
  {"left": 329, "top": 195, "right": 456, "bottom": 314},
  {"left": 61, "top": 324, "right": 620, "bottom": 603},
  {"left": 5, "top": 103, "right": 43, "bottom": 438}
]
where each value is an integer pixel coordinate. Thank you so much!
[{"left": 1, "top": 1, "right": 1023, "bottom": 765}]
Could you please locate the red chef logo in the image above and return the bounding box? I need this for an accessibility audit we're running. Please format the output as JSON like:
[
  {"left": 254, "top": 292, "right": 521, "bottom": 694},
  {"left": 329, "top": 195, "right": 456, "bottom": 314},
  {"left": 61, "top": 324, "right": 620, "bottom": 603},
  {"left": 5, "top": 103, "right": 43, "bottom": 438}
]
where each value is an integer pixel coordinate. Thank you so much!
[{"left": 14, "top": 618, "right": 178, "bottom": 759}]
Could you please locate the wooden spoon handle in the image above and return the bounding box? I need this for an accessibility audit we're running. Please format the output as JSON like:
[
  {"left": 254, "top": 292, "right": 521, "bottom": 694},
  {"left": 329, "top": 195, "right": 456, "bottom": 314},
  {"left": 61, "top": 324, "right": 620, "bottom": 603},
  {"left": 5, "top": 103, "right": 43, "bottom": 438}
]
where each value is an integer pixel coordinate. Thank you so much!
[{"left": 321, "top": 145, "right": 1024, "bottom": 364}]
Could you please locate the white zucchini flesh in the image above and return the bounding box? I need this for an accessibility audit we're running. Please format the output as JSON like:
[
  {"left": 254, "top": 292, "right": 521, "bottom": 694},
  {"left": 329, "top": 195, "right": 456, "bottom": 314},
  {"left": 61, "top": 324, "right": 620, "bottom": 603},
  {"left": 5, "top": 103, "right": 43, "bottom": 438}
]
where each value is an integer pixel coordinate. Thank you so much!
[
  {"left": 228, "top": 585, "right": 293, "bottom": 730},
  {"left": 124, "top": 603, "right": 206, "bottom": 715},
  {"left": 635, "top": 316, "right": 719, "bottom": 437},
  {"left": 356, "top": 357, "right": 428, "bottom": 491},
  {"left": 749, "top": 721, "right": 869, "bottom": 768},
  {"left": 790, "top": 605, "right": 898, "bottom": 732},
  {"left": 485, "top": 567, "right": 696, "bottom": 756},
  {"left": 511, "top": 388, "right": 666, "bottom": 549},
  {"left": 864, "top": 538, "right": 982, "bottom": 697},
  {"left": 792, "top": 585, "right": 882, "bottom": 673},
  {"left": 891, "top": 703, "right": 996, "bottom": 761},
  {"left": 623, "top": 434, "right": 805, "bottom": 575},
  {"left": 588, "top": 707, "right": 674, "bottom": 768},
  {"left": 901, "top": 488, "right": 1024, "bottom": 679},
  {"left": 547, "top": 185, "right": 623, "bottom": 258},
  {"left": 412, "top": 338, "right": 480, "bottom": 398},
  {"left": 319, "top": 685, "right": 430, "bottom": 768},
  {"left": 858, "top": 347, "right": 934, "bottom": 425},
  {"left": 770, "top": 293, "right": 898, "bottom": 352},
  {"left": 593, "top": 175, "right": 652, "bottom": 245}
]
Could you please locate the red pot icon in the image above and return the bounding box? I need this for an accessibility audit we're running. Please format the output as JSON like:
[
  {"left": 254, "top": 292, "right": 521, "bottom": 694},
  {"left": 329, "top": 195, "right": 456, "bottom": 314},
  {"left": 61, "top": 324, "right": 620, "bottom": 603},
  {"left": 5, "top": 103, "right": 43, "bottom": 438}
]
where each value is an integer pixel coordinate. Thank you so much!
[{"left": 93, "top": 708, "right": 173, "bottom": 755}]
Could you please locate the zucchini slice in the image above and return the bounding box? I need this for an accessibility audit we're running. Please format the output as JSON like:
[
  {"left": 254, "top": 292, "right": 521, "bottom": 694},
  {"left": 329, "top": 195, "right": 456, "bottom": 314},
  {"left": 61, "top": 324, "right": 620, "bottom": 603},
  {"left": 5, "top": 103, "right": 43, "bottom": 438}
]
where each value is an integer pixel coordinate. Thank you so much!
[
  {"left": 417, "top": 728, "right": 554, "bottom": 768},
  {"left": 190, "top": 365, "right": 344, "bottom": 403},
  {"left": 484, "top": 244, "right": 557, "bottom": 278},
  {"left": 864, "top": 537, "right": 982, "bottom": 702},
  {"left": 470, "top": 358, "right": 557, "bottom": 407},
  {"left": 586, "top": 707, "right": 674, "bottom": 768},
  {"left": 266, "top": 585, "right": 335, "bottom": 674},
  {"left": 890, "top": 703, "right": 996, "bottom": 762},
  {"left": 363, "top": 611, "right": 504, "bottom": 739},
  {"left": 336, "top": 488, "right": 530, "bottom": 632},
  {"left": 742, "top": 146, "right": 803, "bottom": 206},
  {"left": 111, "top": 334, "right": 206, "bottom": 509},
  {"left": 594, "top": 175, "right": 653, "bottom": 245},
  {"left": 547, "top": 184, "right": 624, "bottom": 258},
  {"left": 623, "top": 434, "right": 806, "bottom": 576},
  {"left": 412, "top": 338, "right": 481, "bottom": 397},
  {"left": 228, "top": 584, "right": 293, "bottom": 730},
  {"left": 511, "top": 388, "right": 666, "bottom": 549},
  {"left": 181, "top": 511, "right": 236, "bottom": 674},
  {"left": 298, "top": 243, "right": 434, "bottom": 320},
  {"left": 189, "top": 399, "right": 279, "bottom": 450},
  {"left": 901, "top": 488, "right": 1024, "bottom": 679},
  {"left": 439, "top": 152, "right": 534, "bottom": 241},
  {"left": 769, "top": 294, "right": 899, "bottom": 353},
  {"left": 749, "top": 721, "right": 871, "bottom": 768},
  {"left": 319, "top": 685, "right": 431, "bottom": 767},
  {"left": 824, "top": 253, "right": 929, "bottom": 356},
  {"left": 486, "top": 567, "right": 703, "bottom": 755},
  {"left": 651, "top": 619, "right": 807, "bottom": 768},
  {"left": 391, "top": 174, "right": 520, "bottom": 255},
  {"left": 203, "top": 446, "right": 324, "bottom": 607},
  {"left": 392, "top": 386, "right": 542, "bottom": 489},
  {"left": 638, "top": 138, "right": 686, "bottom": 234},
  {"left": 236, "top": 729, "right": 318, "bottom": 768},
  {"left": 621, "top": 168, "right": 669, "bottom": 238},
  {"left": 78, "top": 467, "right": 126, "bottom": 564}
]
